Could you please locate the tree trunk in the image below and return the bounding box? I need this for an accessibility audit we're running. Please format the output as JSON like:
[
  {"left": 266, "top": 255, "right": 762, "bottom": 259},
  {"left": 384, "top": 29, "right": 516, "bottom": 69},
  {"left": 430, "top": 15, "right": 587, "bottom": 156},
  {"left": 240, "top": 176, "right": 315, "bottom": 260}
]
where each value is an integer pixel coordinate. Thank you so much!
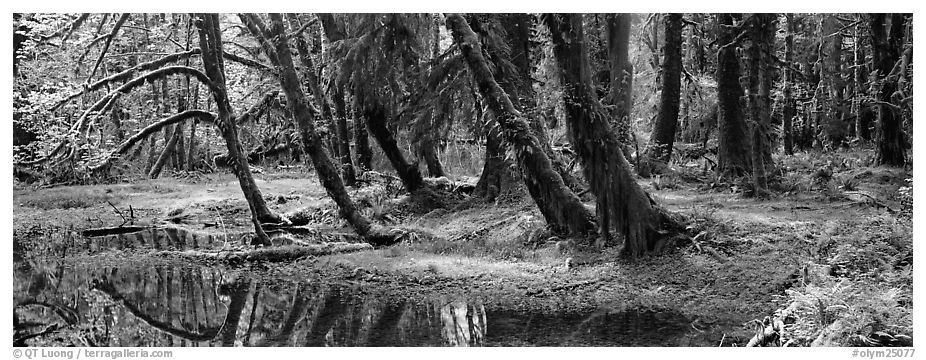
[
  {"left": 332, "top": 83, "right": 357, "bottom": 186},
  {"left": 360, "top": 99, "right": 425, "bottom": 192},
  {"left": 195, "top": 13, "right": 281, "bottom": 247},
  {"left": 353, "top": 102, "right": 373, "bottom": 172},
  {"left": 643, "top": 13, "right": 683, "bottom": 173},
  {"left": 318, "top": 13, "right": 370, "bottom": 175},
  {"left": 782, "top": 14, "right": 795, "bottom": 155},
  {"left": 854, "top": 20, "right": 872, "bottom": 141},
  {"left": 715, "top": 13, "right": 752, "bottom": 177},
  {"left": 605, "top": 14, "right": 634, "bottom": 148},
  {"left": 244, "top": 13, "right": 397, "bottom": 246},
  {"left": 149, "top": 124, "right": 182, "bottom": 179},
  {"left": 744, "top": 14, "right": 777, "bottom": 197},
  {"left": 543, "top": 13, "right": 681, "bottom": 258},
  {"left": 417, "top": 133, "right": 446, "bottom": 177},
  {"left": 285, "top": 14, "right": 343, "bottom": 162},
  {"left": 446, "top": 13, "right": 596, "bottom": 236},
  {"left": 821, "top": 15, "right": 847, "bottom": 147},
  {"left": 869, "top": 13, "right": 908, "bottom": 166},
  {"left": 473, "top": 129, "right": 521, "bottom": 201}
]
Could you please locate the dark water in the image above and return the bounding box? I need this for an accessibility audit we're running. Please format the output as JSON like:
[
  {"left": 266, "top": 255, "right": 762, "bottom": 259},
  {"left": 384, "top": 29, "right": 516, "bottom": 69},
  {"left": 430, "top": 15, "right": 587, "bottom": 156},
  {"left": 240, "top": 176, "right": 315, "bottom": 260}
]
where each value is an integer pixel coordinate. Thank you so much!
[{"left": 14, "top": 228, "right": 713, "bottom": 347}]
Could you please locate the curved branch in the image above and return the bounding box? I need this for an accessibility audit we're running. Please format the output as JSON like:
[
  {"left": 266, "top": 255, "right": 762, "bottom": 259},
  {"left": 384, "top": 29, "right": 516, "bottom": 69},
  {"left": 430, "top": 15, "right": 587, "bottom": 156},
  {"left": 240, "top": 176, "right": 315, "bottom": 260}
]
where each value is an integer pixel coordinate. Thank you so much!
[
  {"left": 17, "top": 66, "right": 217, "bottom": 167},
  {"left": 55, "top": 49, "right": 201, "bottom": 111},
  {"left": 89, "top": 110, "right": 216, "bottom": 172},
  {"left": 222, "top": 51, "right": 273, "bottom": 72}
]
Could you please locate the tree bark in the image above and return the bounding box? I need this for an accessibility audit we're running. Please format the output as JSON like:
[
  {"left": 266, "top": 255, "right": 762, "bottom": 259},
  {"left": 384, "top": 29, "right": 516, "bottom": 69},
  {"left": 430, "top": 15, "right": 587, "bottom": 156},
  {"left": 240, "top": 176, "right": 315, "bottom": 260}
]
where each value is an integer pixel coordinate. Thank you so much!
[
  {"left": 643, "top": 13, "right": 683, "bottom": 173},
  {"left": 446, "top": 13, "right": 596, "bottom": 236},
  {"left": 195, "top": 13, "right": 281, "bottom": 247},
  {"left": 869, "top": 13, "right": 908, "bottom": 166},
  {"left": 544, "top": 13, "right": 681, "bottom": 257},
  {"left": 243, "top": 13, "right": 397, "bottom": 246},
  {"left": 353, "top": 102, "right": 373, "bottom": 171},
  {"left": 715, "top": 13, "right": 752, "bottom": 177}
]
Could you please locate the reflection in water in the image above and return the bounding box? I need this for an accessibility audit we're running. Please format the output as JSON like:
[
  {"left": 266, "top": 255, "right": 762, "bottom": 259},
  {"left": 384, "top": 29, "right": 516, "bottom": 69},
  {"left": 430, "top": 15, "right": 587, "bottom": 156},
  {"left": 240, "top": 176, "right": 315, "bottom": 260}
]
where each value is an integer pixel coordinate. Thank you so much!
[
  {"left": 14, "top": 260, "right": 700, "bottom": 347},
  {"left": 14, "top": 229, "right": 703, "bottom": 346}
]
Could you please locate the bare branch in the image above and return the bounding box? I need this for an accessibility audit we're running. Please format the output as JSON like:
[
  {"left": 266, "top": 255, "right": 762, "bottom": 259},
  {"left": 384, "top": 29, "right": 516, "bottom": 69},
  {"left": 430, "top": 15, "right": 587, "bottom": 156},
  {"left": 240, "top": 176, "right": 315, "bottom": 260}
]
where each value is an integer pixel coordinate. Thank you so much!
[
  {"left": 89, "top": 110, "right": 216, "bottom": 172},
  {"left": 87, "top": 13, "right": 131, "bottom": 83}
]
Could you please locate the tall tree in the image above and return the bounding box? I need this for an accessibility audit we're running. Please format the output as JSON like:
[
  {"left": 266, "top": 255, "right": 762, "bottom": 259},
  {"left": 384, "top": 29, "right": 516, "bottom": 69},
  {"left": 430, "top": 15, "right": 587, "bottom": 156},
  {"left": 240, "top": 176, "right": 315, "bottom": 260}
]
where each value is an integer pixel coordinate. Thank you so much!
[
  {"left": 743, "top": 13, "right": 777, "bottom": 197},
  {"left": 715, "top": 13, "right": 752, "bottom": 177},
  {"left": 821, "top": 15, "right": 847, "bottom": 147},
  {"left": 543, "top": 13, "right": 681, "bottom": 258},
  {"left": 445, "top": 13, "right": 596, "bottom": 236},
  {"left": 194, "top": 13, "right": 282, "bottom": 246},
  {"left": 869, "top": 13, "right": 909, "bottom": 166},
  {"left": 781, "top": 13, "right": 796, "bottom": 155},
  {"left": 643, "top": 13, "right": 683, "bottom": 174},
  {"left": 240, "top": 13, "right": 397, "bottom": 246}
]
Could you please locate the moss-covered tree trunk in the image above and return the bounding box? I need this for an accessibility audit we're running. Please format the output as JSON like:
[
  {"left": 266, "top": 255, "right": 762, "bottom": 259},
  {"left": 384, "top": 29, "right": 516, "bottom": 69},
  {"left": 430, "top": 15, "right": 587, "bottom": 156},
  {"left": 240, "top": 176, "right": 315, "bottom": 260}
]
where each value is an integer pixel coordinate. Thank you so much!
[
  {"left": 643, "top": 13, "right": 683, "bottom": 173},
  {"left": 605, "top": 14, "right": 634, "bottom": 148},
  {"left": 361, "top": 99, "right": 426, "bottom": 192},
  {"left": 318, "top": 13, "right": 373, "bottom": 174},
  {"left": 543, "top": 13, "right": 681, "bottom": 257},
  {"left": 869, "top": 13, "right": 908, "bottom": 166},
  {"left": 195, "top": 13, "right": 280, "bottom": 246},
  {"left": 243, "top": 13, "right": 396, "bottom": 246},
  {"left": 744, "top": 14, "right": 777, "bottom": 197},
  {"left": 715, "top": 13, "right": 752, "bottom": 177},
  {"left": 286, "top": 13, "right": 352, "bottom": 180},
  {"left": 446, "top": 13, "right": 595, "bottom": 236}
]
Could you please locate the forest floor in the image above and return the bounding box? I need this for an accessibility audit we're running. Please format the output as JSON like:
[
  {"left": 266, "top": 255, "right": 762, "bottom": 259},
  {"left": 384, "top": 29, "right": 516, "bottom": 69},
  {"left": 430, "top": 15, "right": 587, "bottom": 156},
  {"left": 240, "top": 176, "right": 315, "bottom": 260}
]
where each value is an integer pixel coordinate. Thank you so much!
[{"left": 13, "top": 148, "right": 913, "bottom": 347}]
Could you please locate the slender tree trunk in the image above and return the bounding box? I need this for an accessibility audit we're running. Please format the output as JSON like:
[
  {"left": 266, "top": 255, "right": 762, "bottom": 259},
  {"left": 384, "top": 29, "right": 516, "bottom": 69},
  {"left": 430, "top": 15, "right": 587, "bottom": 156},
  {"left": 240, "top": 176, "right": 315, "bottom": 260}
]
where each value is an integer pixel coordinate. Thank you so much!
[
  {"left": 332, "top": 83, "right": 357, "bottom": 185},
  {"left": 821, "top": 15, "right": 847, "bottom": 147},
  {"left": 869, "top": 13, "right": 908, "bottom": 166},
  {"left": 195, "top": 13, "right": 281, "bottom": 247},
  {"left": 543, "top": 13, "right": 681, "bottom": 258},
  {"left": 854, "top": 19, "right": 872, "bottom": 141},
  {"left": 149, "top": 124, "right": 182, "bottom": 178},
  {"left": 643, "top": 13, "right": 683, "bottom": 173},
  {"left": 446, "top": 13, "right": 596, "bottom": 236},
  {"left": 243, "top": 13, "right": 397, "bottom": 246},
  {"left": 782, "top": 14, "right": 795, "bottom": 155},
  {"left": 715, "top": 13, "right": 752, "bottom": 177},
  {"left": 744, "top": 14, "right": 777, "bottom": 197}
]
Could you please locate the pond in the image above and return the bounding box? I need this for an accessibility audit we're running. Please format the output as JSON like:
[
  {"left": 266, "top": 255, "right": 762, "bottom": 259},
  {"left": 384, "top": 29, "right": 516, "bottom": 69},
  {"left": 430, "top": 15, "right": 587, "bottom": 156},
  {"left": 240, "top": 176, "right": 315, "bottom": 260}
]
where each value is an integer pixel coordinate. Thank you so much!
[{"left": 14, "top": 227, "right": 713, "bottom": 347}]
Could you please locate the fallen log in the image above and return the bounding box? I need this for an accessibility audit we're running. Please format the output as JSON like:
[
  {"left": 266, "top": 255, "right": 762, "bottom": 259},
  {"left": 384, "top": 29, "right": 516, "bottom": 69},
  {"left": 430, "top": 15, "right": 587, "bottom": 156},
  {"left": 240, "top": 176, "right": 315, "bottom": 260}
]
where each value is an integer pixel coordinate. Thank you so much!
[
  {"left": 81, "top": 225, "right": 149, "bottom": 237},
  {"left": 152, "top": 242, "right": 372, "bottom": 263}
]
